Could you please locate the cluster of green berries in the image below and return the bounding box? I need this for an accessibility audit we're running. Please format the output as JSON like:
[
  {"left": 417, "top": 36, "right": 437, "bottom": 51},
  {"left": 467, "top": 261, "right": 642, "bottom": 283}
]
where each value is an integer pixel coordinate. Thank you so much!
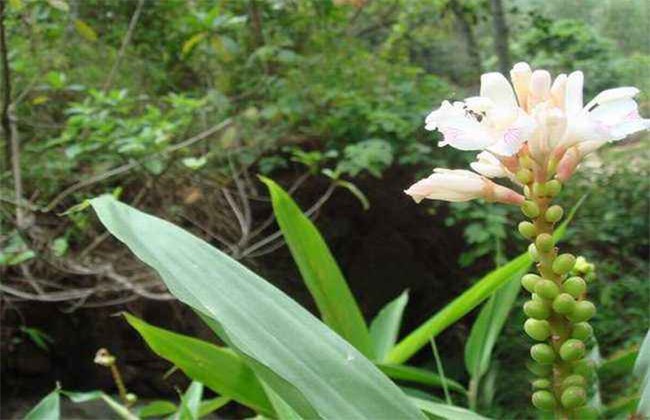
[{"left": 516, "top": 195, "right": 598, "bottom": 414}]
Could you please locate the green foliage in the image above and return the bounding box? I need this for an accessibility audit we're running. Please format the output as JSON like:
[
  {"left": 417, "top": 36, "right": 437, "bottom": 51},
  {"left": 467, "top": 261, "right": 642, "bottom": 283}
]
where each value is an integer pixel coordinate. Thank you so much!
[{"left": 89, "top": 195, "right": 425, "bottom": 419}]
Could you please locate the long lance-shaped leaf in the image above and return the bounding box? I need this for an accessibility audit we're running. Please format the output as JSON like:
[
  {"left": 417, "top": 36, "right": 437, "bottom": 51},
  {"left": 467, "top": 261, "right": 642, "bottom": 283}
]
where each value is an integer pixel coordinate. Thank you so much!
[
  {"left": 387, "top": 197, "right": 585, "bottom": 364},
  {"left": 410, "top": 397, "right": 491, "bottom": 420},
  {"left": 261, "top": 177, "right": 372, "bottom": 356},
  {"left": 90, "top": 196, "right": 424, "bottom": 420},
  {"left": 124, "top": 314, "right": 272, "bottom": 415},
  {"left": 377, "top": 363, "right": 467, "bottom": 394},
  {"left": 370, "top": 290, "right": 409, "bottom": 362}
]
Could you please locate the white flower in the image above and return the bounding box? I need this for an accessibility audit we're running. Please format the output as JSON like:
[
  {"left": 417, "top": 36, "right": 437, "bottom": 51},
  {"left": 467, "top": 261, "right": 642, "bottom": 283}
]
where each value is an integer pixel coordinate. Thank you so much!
[
  {"left": 560, "top": 71, "right": 650, "bottom": 153},
  {"left": 425, "top": 73, "right": 536, "bottom": 157},
  {"left": 470, "top": 151, "right": 509, "bottom": 178},
  {"left": 404, "top": 168, "right": 523, "bottom": 205}
]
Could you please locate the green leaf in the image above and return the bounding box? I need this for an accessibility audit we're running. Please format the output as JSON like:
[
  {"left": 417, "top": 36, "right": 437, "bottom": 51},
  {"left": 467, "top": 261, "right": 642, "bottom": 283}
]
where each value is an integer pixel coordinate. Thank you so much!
[
  {"left": 598, "top": 346, "right": 639, "bottom": 377},
  {"left": 465, "top": 268, "right": 524, "bottom": 380},
  {"left": 388, "top": 196, "right": 585, "bottom": 364},
  {"left": 198, "top": 396, "right": 229, "bottom": 418},
  {"left": 124, "top": 313, "right": 272, "bottom": 415},
  {"left": 24, "top": 389, "right": 60, "bottom": 420},
  {"left": 260, "top": 177, "right": 373, "bottom": 356},
  {"left": 177, "top": 382, "right": 203, "bottom": 420},
  {"left": 91, "top": 196, "right": 423, "bottom": 420},
  {"left": 377, "top": 363, "right": 466, "bottom": 394},
  {"left": 260, "top": 381, "right": 304, "bottom": 420},
  {"left": 182, "top": 32, "right": 208, "bottom": 57},
  {"left": 634, "top": 329, "right": 650, "bottom": 417},
  {"left": 370, "top": 291, "right": 409, "bottom": 362},
  {"left": 74, "top": 19, "right": 98, "bottom": 42},
  {"left": 63, "top": 391, "right": 137, "bottom": 420},
  {"left": 410, "top": 397, "right": 490, "bottom": 420},
  {"left": 46, "top": 0, "right": 69, "bottom": 12},
  {"left": 138, "top": 400, "right": 178, "bottom": 418}
]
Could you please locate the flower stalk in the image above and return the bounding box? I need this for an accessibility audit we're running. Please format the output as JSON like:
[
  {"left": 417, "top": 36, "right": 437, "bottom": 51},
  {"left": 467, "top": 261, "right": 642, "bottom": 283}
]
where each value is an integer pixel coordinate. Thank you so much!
[{"left": 405, "top": 60, "right": 648, "bottom": 417}]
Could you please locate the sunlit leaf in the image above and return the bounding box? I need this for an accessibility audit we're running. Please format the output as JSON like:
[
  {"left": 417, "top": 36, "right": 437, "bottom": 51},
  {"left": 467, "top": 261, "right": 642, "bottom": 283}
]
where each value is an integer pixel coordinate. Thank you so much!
[
  {"left": 182, "top": 32, "right": 208, "bottom": 57},
  {"left": 137, "top": 400, "right": 177, "bottom": 418},
  {"left": 46, "top": 0, "right": 69, "bottom": 12},
  {"left": 410, "top": 397, "right": 490, "bottom": 420},
  {"left": 378, "top": 363, "right": 466, "bottom": 394}
]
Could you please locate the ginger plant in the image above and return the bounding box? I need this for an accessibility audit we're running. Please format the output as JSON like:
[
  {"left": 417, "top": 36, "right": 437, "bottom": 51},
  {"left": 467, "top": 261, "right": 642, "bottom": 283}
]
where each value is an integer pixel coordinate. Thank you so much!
[{"left": 405, "top": 62, "right": 649, "bottom": 417}]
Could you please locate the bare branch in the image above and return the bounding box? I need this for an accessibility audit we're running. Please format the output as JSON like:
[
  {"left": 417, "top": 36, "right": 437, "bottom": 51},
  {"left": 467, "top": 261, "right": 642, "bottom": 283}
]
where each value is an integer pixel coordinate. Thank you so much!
[{"left": 103, "top": 0, "right": 145, "bottom": 91}]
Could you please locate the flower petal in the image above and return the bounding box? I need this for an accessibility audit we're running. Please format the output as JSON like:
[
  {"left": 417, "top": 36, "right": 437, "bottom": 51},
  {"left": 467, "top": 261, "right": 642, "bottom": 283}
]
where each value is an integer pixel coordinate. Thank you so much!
[
  {"left": 480, "top": 72, "right": 517, "bottom": 108},
  {"left": 564, "top": 71, "right": 584, "bottom": 116}
]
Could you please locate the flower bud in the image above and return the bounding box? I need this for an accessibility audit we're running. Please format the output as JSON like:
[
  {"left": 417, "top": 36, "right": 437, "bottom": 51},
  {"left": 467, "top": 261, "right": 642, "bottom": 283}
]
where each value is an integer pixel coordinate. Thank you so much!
[
  {"left": 527, "top": 361, "right": 553, "bottom": 376},
  {"left": 532, "top": 182, "right": 546, "bottom": 197},
  {"left": 521, "top": 273, "right": 542, "bottom": 293},
  {"left": 573, "top": 256, "right": 595, "bottom": 275},
  {"left": 562, "top": 374, "right": 586, "bottom": 388},
  {"left": 528, "top": 244, "right": 540, "bottom": 261},
  {"left": 521, "top": 201, "right": 540, "bottom": 218},
  {"left": 568, "top": 300, "right": 596, "bottom": 322},
  {"left": 518, "top": 221, "right": 537, "bottom": 239},
  {"left": 531, "top": 343, "right": 556, "bottom": 364},
  {"left": 560, "top": 339, "right": 586, "bottom": 361},
  {"left": 535, "top": 233, "right": 554, "bottom": 253},
  {"left": 571, "top": 322, "right": 593, "bottom": 341},
  {"left": 545, "top": 205, "right": 564, "bottom": 223},
  {"left": 561, "top": 386, "right": 586, "bottom": 409},
  {"left": 563, "top": 276, "right": 586, "bottom": 298},
  {"left": 532, "top": 390, "right": 556, "bottom": 411},
  {"left": 552, "top": 293, "right": 576, "bottom": 315},
  {"left": 524, "top": 299, "right": 551, "bottom": 320},
  {"left": 532, "top": 378, "right": 551, "bottom": 389},
  {"left": 535, "top": 279, "right": 560, "bottom": 299},
  {"left": 516, "top": 168, "right": 533, "bottom": 184},
  {"left": 545, "top": 180, "right": 562, "bottom": 197},
  {"left": 525, "top": 319, "right": 551, "bottom": 341},
  {"left": 553, "top": 254, "right": 576, "bottom": 275}
]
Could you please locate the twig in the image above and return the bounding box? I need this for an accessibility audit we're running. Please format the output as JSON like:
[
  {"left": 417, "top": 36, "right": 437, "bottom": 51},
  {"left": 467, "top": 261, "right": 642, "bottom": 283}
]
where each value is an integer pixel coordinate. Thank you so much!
[
  {"left": 102, "top": 0, "right": 145, "bottom": 91},
  {"left": 9, "top": 105, "right": 26, "bottom": 228},
  {"left": 0, "top": 0, "right": 11, "bottom": 171}
]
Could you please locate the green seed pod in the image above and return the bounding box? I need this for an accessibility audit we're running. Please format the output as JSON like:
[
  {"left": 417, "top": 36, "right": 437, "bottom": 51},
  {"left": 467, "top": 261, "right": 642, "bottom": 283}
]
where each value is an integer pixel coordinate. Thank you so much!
[
  {"left": 516, "top": 168, "right": 533, "bottom": 184},
  {"left": 535, "top": 279, "right": 560, "bottom": 299},
  {"left": 545, "top": 205, "right": 564, "bottom": 223},
  {"left": 521, "top": 200, "right": 540, "bottom": 218},
  {"left": 561, "top": 386, "right": 586, "bottom": 409},
  {"left": 563, "top": 276, "right": 587, "bottom": 298},
  {"left": 585, "top": 272, "right": 597, "bottom": 283},
  {"left": 571, "top": 322, "right": 593, "bottom": 341},
  {"left": 520, "top": 155, "right": 535, "bottom": 169},
  {"left": 552, "top": 253, "right": 576, "bottom": 275},
  {"left": 532, "top": 182, "right": 547, "bottom": 197},
  {"left": 531, "top": 343, "right": 556, "bottom": 364},
  {"left": 524, "top": 319, "right": 551, "bottom": 341},
  {"left": 573, "top": 256, "right": 594, "bottom": 275},
  {"left": 535, "top": 233, "right": 554, "bottom": 253},
  {"left": 568, "top": 300, "right": 596, "bottom": 322},
  {"left": 518, "top": 221, "right": 537, "bottom": 239},
  {"left": 560, "top": 339, "right": 586, "bottom": 361},
  {"left": 524, "top": 299, "right": 551, "bottom": 320},
  {"left": 532, "top": 390, "right": 556, "bottom": 411},
  {"left": 526, "top": 361, "right": 553, "bottom": 376},
  {"left": 528, "top": 244, "right": 540, "bottom": 261},
  {"left": 552, "top": 293, "right": 576, "bottom": 315},
  {"left": 521, "top": 274, "right": 542, "bottom": 293},
  {"left": 532, "top": 378, "right": 551, "bottom": 390},
  {"left": 562, "top": 374, "right": 587, "bottom": 388},
  {"left": 545, "top": 179, "right": 562, "bottom": 197}
]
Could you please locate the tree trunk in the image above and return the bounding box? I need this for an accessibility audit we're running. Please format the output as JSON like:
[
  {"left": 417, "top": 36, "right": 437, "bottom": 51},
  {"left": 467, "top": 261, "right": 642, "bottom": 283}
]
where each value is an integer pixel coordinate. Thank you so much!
[
  {"left": 449, "top": 0, "right": 482, "bottom": 75},
  {"left": 489, "top": 0, "right": 511, "bottom": 74}
]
